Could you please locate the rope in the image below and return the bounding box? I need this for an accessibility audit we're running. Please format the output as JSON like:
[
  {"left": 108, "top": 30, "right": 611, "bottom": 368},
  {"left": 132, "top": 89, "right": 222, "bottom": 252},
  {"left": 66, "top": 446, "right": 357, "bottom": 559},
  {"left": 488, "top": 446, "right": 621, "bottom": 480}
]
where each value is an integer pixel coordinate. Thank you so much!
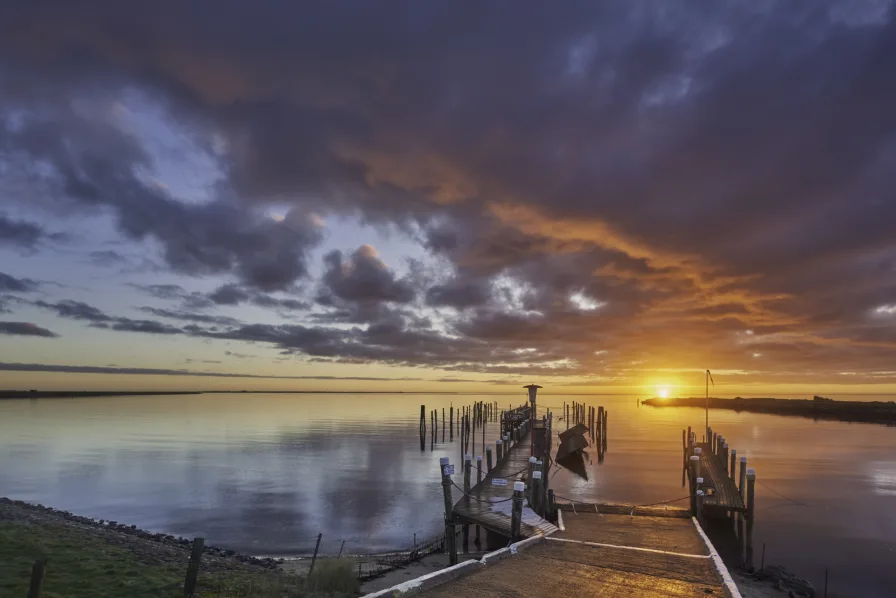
[
  {"left": 451, "top": 480, "right": 516, "bottom": 504},
  {"left": 553, "top": 494, "right": 690, "bottom": 509},
  {"left": 756, "top": 479, "right": 810, "bottom": 507}
]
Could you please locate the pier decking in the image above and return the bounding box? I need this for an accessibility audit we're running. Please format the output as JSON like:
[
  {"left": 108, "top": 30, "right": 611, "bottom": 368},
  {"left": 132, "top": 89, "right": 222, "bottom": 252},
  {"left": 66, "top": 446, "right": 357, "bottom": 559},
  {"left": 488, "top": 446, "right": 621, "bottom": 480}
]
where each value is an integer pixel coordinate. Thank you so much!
[
  {"left": 371, "top": 511, "right": 737, "bottom": 598},
  {"left": 695, "top": 442, "right": 745, "bottom": 513},
  {"left": 452, "top": 424, "right": 558, "bottom": 540}
]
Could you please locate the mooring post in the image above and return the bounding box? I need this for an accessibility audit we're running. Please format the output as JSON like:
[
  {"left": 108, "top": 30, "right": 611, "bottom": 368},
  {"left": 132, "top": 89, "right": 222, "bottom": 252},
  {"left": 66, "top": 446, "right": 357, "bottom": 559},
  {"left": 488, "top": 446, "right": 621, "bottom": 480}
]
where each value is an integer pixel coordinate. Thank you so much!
[
  {"left": 536, "top": 460, "right": 545, "bottom": 512},
  {"left": 496, "top": 439, "right": 503, "bottom": 461},
  {"left": 486, "top": 445, "right": 493, "bottom": 471},
  {"left": 532, "top": 470, "right": 543, "bottom": 515},
  {"left": 183, "top": 537, "right": 205, "bottom": 598},
  {"left": 463, "top": 454, "right": 472, "bottom": 550},
  {"left": 547, "top": 488, "right": 556, "bottom": 520},
  {"left": 438, "top": 457, "right": 457, "bottom": 565},
  {"left": 689, "top": 455, "right": 699, "bottom": 515},
  {"left": 27, "top": 560, "right": 45, "bottom": 598},
  {"left": 693, "top": 447, "right": 702, "bottom": 479},
  {"left": 696, "top": 489, "right": 705, "bottom": 523},
  {"left": 730, "top": 449, "right": 737, "bottom": 481},
  {"left": 450, "top": 405, "right": 454, "bottom": 440},
  {"left": 526, "top": 456, "right": 537, "bottom": 497},
  {"left": 510, "top": 481, "right": 525, "bottom": 542},
  {"left": 746, "top": 468, "right": 756, "bottom": 520},
  {"left": 475, "top": 455, "right": 483, "bottom": 546},
  {"left": 739, "top": 455, "right": 748, "bottom": 502}
]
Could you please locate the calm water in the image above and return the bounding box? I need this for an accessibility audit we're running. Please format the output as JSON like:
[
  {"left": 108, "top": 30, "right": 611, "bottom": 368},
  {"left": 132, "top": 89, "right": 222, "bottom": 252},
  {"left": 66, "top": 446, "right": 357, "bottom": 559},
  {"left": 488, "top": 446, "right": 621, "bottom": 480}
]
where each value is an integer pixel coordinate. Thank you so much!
[{"left": 1, "top": 393, "right": 894, "bottom": 597}]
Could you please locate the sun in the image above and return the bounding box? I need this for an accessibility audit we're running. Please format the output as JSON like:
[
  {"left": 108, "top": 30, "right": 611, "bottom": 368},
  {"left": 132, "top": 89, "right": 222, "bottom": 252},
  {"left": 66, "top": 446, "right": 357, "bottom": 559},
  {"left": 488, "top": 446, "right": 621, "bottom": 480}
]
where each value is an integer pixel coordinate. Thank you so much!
[{"left": 657, "top": 386, "right": 670, "bottom": 399}]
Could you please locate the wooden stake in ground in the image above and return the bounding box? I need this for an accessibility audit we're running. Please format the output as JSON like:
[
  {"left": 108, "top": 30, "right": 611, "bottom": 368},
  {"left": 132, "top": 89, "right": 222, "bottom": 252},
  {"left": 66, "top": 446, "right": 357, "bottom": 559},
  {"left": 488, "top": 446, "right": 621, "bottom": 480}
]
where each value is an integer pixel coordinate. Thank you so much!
[
  {"left": 183, "top": 537, "right": 204, "bottom": 598},
  {"left": 27, "top": 559, "right": 45, "bottom": 598}
]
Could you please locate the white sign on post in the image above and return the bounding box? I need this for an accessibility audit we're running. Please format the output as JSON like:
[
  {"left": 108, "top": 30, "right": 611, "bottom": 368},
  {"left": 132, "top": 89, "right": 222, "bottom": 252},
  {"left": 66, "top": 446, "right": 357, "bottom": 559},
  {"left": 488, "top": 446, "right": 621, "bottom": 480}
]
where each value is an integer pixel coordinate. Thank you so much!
[
  {"left": 491, "top": 478, "right": 508, "bottom": 487},
  {"left": 443, "top": 465, "right": 455, "bottom": 476}
]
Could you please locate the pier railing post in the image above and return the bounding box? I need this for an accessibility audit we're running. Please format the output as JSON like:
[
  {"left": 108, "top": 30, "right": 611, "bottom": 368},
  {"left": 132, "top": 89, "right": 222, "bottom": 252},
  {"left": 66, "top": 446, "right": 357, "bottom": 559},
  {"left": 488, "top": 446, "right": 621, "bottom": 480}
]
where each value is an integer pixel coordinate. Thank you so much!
[
  {"left": 689, "top": 455, "right": 699, "bottom": 516},
  {"left": 532, "top": 470, "right": 543, "bottom": 516},
  {"left": 438, "top": 457, "right": 457, "bottom": 565},
  {"left": 463, "top": 454, "right": 472, "bottom": 550},
  {"left": 510, "top": 481, "right": 525, "bottom": 543},
  {"left": 746, "top": 468, "right": 756, "bottom": 520},
  {"left": 730, "top": 449, "right": 737, "bottom": 482},
  {"left": 739, "top": 456, "right": 747, "bottom": 503},
  {"left": 486, "top": 446, "right": 493, "bottom": 471},
  {"left": 526, "top": 456, "right": 537, "bottom": 497},
  {"left": 496, "top": 439, "right": 503, "bottom": 461}
]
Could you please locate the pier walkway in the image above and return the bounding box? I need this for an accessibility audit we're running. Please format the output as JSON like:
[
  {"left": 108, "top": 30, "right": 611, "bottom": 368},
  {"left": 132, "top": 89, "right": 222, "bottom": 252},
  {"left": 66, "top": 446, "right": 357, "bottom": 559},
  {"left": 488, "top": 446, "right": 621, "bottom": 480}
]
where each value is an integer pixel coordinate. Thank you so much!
[
  {"left": 695, "top": 442, "right": 745, "bottom": 513},
  {"left": 452, "top": 414, "right": 558, "bottom": 541}
]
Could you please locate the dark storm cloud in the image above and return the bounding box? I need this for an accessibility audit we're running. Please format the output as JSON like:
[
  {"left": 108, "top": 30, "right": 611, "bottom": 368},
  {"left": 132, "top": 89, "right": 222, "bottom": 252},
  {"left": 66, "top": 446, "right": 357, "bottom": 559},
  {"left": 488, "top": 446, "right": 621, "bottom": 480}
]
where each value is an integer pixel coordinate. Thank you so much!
[
  {"left": 139, "top": 306, "right": 241, "bottom": 327},
  {"left": 0, "top": 322, "right": 58, "bottom": 337},
  {"left": 0, "top": 110, "right": 325, "bottom": 291},
  {"left": 0, "top": 361, "right": 423, "bottom": 381},
  {"left": 208, "top": 283, "right": 309, "bottom": 312},
  {"left": 425, "top": 279, "right": 491, "bottom": 309},
  {"left": 321, "top": 245, "right": 415, "bottom": 304},
  {"left": 34, "top": 299, "right": 112, "bottom": 322},
  {"left": 0, "top": 214, "right": 64, "bottom": 248},
  {"left": 1, "top": 1, "right": 895, "bottom": 381},
  {"left": 0, "top": 272, "right": 40, "bottom": 293}
]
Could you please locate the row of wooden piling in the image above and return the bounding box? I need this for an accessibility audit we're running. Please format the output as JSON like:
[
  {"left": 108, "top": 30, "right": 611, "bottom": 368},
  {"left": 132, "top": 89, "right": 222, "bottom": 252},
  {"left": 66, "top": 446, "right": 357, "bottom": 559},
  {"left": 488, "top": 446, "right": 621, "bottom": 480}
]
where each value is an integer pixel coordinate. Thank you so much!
[
  {"left": 419, "top": 401, "right": 500, "bottom": 452},
  {"left": 563, "top": 401, "right": 607, "bottom": 437}
]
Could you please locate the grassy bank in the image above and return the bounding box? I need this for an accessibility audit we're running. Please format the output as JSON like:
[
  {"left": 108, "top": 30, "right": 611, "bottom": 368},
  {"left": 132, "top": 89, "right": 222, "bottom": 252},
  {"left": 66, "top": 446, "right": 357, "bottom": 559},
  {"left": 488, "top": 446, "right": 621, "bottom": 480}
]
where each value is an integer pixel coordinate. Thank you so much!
[
  {"left": 0, "top": 500, "right": 358, "bottom": 597},
  {"left": 641, "top": 396, "right": 896, "bottom": 425}
]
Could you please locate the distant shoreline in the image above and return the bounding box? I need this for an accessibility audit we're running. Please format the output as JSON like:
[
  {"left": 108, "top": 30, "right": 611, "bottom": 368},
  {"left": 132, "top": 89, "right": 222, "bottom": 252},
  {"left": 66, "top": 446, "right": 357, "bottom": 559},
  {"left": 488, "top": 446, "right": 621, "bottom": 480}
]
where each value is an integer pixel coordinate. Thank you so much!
[
  {"left": 641, "top": 396, "right": 896, "bottom": 426},
  {"left": 0, "top": 390, "right": 464, "bottom": 399}
]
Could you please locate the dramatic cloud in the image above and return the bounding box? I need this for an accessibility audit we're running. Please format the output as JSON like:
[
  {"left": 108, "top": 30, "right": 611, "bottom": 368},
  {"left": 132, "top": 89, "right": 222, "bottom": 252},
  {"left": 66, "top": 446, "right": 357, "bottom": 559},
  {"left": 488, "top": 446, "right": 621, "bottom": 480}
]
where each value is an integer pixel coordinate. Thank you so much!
[
  {"left": 0, "top": 2, "right": 895, "bottom": 385},
  {"left": 0, "top": 322, "right": 58, "bottom": 337},
  {"left": 0, "top": 362, "right": 426, "bottom": 381},
  {"left": 321, "top": 245, "right": 415, "bottom": 304},
  {"left": 0, "top": 272, "right": 40, "bottom": 293},
  {"left": 0, "top": 214, "right": 62, "bottom": 249}
]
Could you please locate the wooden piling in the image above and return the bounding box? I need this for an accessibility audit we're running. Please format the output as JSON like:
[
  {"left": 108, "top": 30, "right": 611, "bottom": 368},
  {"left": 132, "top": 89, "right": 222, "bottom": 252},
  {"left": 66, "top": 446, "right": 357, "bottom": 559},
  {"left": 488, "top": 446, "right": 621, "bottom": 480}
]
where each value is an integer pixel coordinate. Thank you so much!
[
  {"left": 746, "top": 468, "right": 756, "bottom": 520},
  {"left": 183, "top": 537, "right": 205, "bottom": 598},
  {"left": 739, "top": 456, "right": 747, "bottom": 502},
  {"left": 730, "top": 449, "right": 737, "bottom": 481},
  {"left": 463, "top": 454, "right": 472, "bottom": 550},
  {"left": 475, "top": 455, "right": 483, "bottom": 546},
  {"left": 496, "top": 439, "right": 503, "bottom": 461},
  {"left": 27, "top": 560, "right": 45, "bottom": 598},
  {"left": 526, "top": 456, "right": 537, "bottom": 497},
  {"left": 532, "top": 470, "right": 543, "bottom": 515},
  {"left": 450, "top": 405, "right": 454, "bottom": 440},
  {"left": 510, "top": 481, "right": 525, "bottom": 542},
  {"left": 486, "top": 445, "right": 493, "bottom": 471},
  {"left": 689, "top": 455, "right": 699, "bottom": 515},
  {"left": 438, "top": 457, "right": 457, "bottom": 565}
]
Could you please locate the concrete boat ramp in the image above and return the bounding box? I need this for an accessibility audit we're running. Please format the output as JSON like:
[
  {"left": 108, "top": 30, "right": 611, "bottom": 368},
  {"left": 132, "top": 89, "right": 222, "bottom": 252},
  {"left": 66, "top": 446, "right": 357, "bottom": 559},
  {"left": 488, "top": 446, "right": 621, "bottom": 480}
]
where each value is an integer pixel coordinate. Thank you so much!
[{"left": 365, "top": 507, "right": 741, "bottom": 597}]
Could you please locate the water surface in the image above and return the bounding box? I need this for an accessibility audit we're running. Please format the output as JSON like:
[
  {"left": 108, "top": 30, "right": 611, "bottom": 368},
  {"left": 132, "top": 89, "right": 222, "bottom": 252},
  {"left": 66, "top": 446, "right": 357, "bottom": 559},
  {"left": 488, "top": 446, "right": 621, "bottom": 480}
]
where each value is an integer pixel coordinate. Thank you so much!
[{"left": 0, "top": 392, "right": 893, "bottom": 597}]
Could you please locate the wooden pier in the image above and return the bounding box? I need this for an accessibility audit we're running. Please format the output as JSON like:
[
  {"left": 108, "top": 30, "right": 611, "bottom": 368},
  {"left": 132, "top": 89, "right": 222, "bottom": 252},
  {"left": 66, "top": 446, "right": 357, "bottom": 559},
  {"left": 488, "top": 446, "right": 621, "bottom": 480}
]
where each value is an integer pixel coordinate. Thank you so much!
[
  {"left": 451, "top": 413, "right": 558, "bottom": 545},
  {"left": 373, "top": 393, "right": 749, "bottom": 597}
]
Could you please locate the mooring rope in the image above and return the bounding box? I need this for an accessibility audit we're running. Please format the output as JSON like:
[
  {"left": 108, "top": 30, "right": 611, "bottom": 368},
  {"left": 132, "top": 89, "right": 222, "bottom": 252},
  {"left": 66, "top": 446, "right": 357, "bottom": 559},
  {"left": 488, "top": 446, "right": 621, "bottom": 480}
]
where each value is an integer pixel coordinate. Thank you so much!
[
  {"left": 552, "top": 494, "right": 690, "bottom": 509},
  {"left": 451, "top": 480, "right": 516, "bottom": 504}
]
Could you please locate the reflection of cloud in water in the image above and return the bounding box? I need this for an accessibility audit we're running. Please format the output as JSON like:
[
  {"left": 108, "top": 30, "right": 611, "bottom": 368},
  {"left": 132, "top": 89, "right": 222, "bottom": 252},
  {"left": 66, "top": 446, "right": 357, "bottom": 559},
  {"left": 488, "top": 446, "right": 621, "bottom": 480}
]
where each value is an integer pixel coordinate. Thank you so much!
[{"left": 869, "top": 462, "right": 896, "bottom": 496}]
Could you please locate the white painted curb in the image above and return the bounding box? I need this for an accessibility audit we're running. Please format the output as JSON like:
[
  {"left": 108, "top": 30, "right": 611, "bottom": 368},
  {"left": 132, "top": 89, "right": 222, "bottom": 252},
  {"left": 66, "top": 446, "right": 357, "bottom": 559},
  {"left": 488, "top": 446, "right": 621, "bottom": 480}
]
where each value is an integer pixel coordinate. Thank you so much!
[
  {"left": 691, "top": 516, "right": 744, "bottom": 598},
  {"left": 362, "top": 534, "right": 547, "bottom": 597}
]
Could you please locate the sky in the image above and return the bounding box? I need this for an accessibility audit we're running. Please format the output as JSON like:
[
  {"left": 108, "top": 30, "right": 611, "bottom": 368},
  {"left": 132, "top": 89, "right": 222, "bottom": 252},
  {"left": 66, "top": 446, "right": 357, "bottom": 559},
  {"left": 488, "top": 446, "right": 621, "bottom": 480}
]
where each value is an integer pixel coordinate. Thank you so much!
[{"left": 1, "top": 1, "right": 896, "bottom": 395}]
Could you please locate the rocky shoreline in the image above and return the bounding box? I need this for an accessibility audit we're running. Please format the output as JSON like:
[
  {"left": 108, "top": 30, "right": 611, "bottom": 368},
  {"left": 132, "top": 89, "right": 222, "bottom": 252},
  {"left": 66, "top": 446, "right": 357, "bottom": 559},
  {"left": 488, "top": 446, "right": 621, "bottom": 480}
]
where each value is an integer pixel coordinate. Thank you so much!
[{"left": 0, "top": 497, "right": 281, "bottom": 571}]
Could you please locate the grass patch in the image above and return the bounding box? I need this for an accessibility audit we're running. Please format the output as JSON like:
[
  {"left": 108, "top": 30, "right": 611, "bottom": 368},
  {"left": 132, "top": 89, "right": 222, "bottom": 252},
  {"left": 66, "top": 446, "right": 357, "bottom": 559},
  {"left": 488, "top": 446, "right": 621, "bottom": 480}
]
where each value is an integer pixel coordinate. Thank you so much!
[
  {"left": 305, "top": 560, "right": 360, "bottom": 595},
  {"left": 0, "top": 519, "right": 356, "bottom": 597}
]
